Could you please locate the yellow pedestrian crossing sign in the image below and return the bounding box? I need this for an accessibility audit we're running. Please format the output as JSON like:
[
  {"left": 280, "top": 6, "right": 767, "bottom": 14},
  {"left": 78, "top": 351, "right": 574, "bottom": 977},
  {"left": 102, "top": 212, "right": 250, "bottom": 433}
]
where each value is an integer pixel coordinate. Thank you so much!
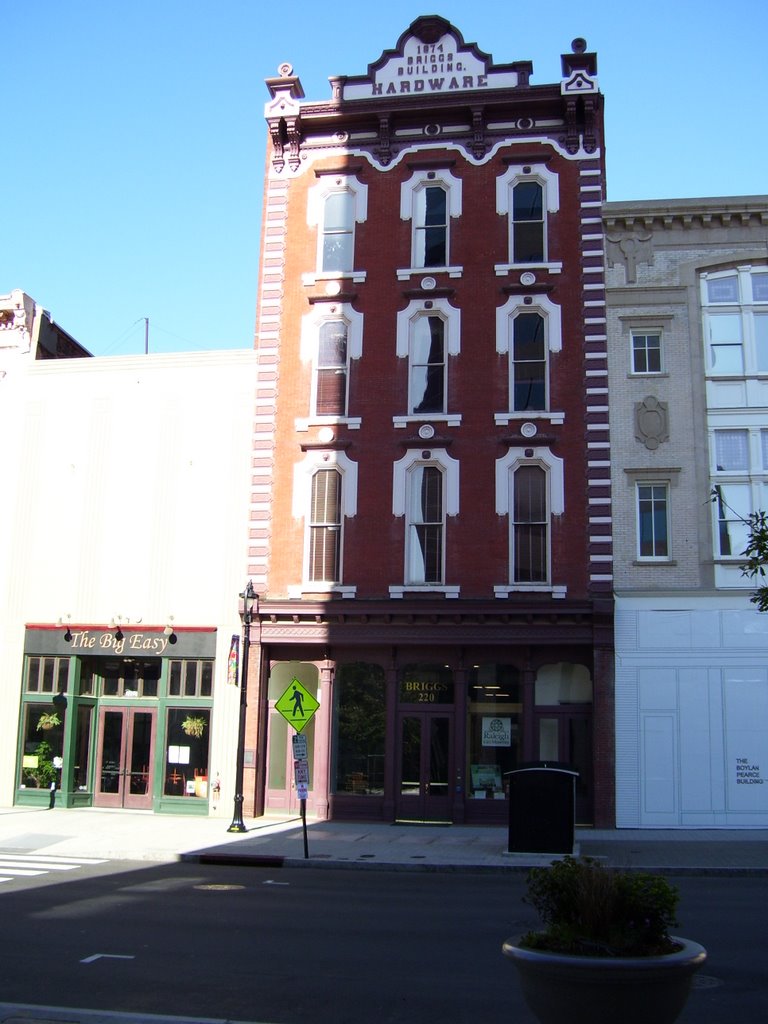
[{"left": 275, "top": 678, "right": 319, "bottom": 733}]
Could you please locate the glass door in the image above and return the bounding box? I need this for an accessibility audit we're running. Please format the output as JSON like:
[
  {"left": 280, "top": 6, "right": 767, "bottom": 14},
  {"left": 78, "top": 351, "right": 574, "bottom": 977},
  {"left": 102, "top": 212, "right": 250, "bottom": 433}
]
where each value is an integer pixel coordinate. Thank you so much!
[
  {"left": 94, "top": 707, "right": 156, "bottom": 809},
  {"left": 536, "top": 711, "right": 593, "bottom": 824},
  {"left": 396, "top": 712, "right": 453, "bottom": 823}
]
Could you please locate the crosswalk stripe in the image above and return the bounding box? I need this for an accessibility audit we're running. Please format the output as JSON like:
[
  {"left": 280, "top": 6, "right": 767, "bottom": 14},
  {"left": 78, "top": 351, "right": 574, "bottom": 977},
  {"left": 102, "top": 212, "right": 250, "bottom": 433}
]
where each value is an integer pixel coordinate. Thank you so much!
[
  {"left": 0, "top": 855, "right": 107, "bottom": 867},
  {"left": 0, "top": 868, "right": 46, "bottom": 877}
]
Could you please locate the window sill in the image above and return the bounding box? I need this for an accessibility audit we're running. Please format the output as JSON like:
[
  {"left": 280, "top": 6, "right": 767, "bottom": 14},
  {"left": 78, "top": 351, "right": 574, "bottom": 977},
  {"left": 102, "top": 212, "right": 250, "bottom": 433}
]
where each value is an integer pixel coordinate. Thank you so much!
[
  {"left": 494, "top": 262, "right": 563, "bottom": 276},
  {"left": 396, "top": 266, "right": 463, "bottom": 281},
  {"left": 302, "top": 271, "right": 367, "bottom": 285},
  {"left": 288, "top": 584, "right": 357, "bottom": 598},
  {"left": 494, "top": 411, "right": 564, "bottom": 426},
  {"left": 632, "top": 560, "right": 677, "bottom": 566},
  {"left": 494, "top": 585, "right": 566, "bottom": 598},
  {"left": 295, "top": 417, "right": 362, "bottom": 431},
  {"left": 393, "top": 414, "right": 462, "bottom": 428},
  {"left": 389, "top": 586, "right": 461, "bottom": 599}
]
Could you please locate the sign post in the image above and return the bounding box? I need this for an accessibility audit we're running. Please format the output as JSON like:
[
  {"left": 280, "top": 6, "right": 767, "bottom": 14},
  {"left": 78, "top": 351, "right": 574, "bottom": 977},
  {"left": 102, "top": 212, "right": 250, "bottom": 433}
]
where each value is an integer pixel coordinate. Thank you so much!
[{"left": 277, "top": 680, "right": 319, "bottom": 859}]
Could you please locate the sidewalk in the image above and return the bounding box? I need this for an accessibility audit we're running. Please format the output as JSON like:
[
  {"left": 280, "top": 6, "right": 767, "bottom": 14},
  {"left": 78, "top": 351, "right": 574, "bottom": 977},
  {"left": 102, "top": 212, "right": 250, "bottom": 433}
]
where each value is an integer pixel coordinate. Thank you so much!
[{"left": 1, "top": 804, "right": 767, "bottom": 874}]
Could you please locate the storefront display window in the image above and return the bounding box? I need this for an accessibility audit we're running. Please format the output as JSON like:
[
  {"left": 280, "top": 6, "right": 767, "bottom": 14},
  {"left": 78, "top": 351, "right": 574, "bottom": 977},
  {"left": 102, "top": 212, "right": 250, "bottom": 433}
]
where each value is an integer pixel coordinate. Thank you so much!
[
  {"left": 335, "top": 663, "right": 385, "bottom": 795},
  {"left": 18, "top": 702, "right": 65, "bottom": 791},
  {"left": 467, "top": 664, "right": 521, "bottom": 800},
  {"left": 164, "top": 707, "right": 211, "bottom": 798}
]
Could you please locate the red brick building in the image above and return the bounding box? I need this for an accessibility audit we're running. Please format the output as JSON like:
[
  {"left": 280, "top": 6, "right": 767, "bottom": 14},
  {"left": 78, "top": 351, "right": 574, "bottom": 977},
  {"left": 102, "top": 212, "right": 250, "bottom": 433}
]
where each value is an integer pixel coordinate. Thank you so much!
[{"left": 245, "top": 17, "right": 614, "bottom": 827}]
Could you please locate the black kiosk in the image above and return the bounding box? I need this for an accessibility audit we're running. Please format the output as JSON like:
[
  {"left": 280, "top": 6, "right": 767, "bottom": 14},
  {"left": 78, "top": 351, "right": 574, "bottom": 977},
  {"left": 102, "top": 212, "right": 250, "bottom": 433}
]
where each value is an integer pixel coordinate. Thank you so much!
[{"left": 506, "top": 763, "right": 578, "bottom": 854}]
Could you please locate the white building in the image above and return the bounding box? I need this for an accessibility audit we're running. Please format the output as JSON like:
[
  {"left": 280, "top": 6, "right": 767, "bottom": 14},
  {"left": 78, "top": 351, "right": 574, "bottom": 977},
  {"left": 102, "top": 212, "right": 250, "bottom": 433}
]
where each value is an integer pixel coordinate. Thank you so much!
[
  {"left": 0, "top": 290, "right": 257, "bottom": 815},
  {"left": 605, "top": 197, "right": 768, "bottom": 827}
]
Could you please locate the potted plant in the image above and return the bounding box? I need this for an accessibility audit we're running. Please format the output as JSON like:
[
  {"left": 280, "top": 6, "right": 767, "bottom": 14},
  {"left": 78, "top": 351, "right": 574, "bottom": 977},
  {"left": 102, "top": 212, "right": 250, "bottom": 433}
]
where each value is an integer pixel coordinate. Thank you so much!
[
  {"left": 502, "top": 856, "right": 706, "bottom": 1024},
  {"left": 181, "top": 715, "right": 206, "bottom": 738},
  {"left": 36, "top": 712, "right": 61, "bottom": 731}
]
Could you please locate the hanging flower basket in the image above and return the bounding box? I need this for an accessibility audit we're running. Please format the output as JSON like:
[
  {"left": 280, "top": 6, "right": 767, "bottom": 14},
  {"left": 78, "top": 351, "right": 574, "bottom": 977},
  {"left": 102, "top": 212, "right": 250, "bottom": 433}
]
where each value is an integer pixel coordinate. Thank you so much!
[
  {"left": 36, "top": 713, "right": 61, "bottom": 732},
  {"left": 181, "top": 715, "right": 206, "bottom": 738}
]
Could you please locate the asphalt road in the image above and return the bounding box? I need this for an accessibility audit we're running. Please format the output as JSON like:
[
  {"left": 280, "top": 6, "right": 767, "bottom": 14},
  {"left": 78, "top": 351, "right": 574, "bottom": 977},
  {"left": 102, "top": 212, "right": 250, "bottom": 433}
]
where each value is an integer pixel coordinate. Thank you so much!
[{"left": 0, "top": 862, "right": 765, "bottom": 1023}]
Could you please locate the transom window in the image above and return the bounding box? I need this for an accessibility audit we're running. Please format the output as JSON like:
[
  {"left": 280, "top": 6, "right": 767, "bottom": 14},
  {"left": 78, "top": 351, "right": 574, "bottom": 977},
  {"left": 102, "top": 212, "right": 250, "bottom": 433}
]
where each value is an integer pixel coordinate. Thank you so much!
[
  {"left": 168, "top": 660, "right": 214, "bottom": 698},
  {"left": 631, "top": 331, "right": 662, "bottom": 374},
  {"left": 25, "top": 656, "right": 69, "bottom": 694}
]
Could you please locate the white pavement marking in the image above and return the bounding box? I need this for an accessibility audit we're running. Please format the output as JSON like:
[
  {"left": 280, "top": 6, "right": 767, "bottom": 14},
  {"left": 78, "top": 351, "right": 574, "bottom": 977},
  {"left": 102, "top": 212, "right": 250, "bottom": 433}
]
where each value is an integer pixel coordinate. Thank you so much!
[
  {"left": 81, "top": 953, "right": 135, "bottom": 963},
  {"left": 0, "top": 853, "right": 108, "bottom": 886}
]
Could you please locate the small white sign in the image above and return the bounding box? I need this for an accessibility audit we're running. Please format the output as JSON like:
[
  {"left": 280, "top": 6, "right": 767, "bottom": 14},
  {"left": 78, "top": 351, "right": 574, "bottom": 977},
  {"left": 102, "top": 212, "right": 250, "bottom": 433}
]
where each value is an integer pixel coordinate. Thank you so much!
[
  {"left": 294, "top": 759, "right": 310, "bottom": 785},
  {"left": 481, "top": 716, "right": 512, "bottom": 747},
  {"left": 292, "top": 734, "right": 308, "bottom": 761},
  {"left": 297, "top": 782, "right": 308, "bottom": 801}
]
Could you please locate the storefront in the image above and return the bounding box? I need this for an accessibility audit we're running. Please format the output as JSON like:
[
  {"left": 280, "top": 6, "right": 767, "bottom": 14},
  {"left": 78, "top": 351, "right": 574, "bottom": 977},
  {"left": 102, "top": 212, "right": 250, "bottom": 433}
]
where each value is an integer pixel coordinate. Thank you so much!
[
  {"left": 17, "top": 625, "right": 217, "bottom": 814},
  {"left": 251, "top": 601, "right": 608, "bottom": 826}
]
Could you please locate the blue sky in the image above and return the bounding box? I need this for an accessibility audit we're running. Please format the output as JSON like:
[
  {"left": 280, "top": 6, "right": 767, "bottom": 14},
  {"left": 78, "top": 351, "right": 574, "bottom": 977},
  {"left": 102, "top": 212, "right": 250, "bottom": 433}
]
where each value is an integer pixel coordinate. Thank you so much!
[{"left": 5, "top": 1, "right": 766, "bottom": 356}]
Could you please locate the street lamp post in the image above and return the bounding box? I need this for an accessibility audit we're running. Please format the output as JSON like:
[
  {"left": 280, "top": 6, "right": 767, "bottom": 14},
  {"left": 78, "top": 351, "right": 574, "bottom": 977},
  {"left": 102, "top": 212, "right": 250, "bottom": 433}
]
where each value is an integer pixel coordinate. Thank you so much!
[{"left": 227, "top": 580, "right": 256, "bottom": 833}]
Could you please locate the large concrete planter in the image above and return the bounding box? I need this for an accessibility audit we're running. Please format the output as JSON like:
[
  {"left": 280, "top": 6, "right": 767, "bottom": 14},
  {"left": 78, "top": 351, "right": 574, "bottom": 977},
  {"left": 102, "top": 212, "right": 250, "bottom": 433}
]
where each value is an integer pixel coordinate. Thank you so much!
[{"left": 502, "top": 935, "right": 706, "bottom": 1024}]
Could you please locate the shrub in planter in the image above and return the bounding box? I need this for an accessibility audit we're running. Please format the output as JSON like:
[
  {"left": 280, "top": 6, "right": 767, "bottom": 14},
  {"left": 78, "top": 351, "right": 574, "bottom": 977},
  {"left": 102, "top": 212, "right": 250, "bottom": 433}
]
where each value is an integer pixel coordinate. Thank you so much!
[{"left": 503, "top": 857, "right": 706, "bottom": 1024}]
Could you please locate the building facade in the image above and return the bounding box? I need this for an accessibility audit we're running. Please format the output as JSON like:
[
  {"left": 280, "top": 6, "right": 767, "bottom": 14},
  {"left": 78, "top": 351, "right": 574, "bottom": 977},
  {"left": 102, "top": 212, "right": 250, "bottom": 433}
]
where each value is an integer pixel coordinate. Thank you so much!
[
  {"left": 1, "top": 296, "right": 258, "bottom": 815},
  {"left": 605, "top": 196, "right": 768, "bottom": 826},
  {"left": 245, "top": 17, "right": 615, "bottom": 827}
]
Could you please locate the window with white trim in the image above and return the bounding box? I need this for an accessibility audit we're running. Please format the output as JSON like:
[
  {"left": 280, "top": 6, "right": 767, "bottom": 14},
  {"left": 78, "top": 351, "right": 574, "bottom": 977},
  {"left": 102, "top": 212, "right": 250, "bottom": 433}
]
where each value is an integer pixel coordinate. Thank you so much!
[
  {"left": 636, "top": 483, "right": 669, "bottom": 559},
  {"left": 406, "top": 464, "right": 444, "bottom": 584},
  {"left": 392, "top": 448, "right": 460, "bottom": 595},
  {"left": 709, "top": 425, "right": 768, "bottom": 561},
  {"left": 631, "top": 330, "right": 662, "bottom": 374},
  {"left": 495, "top": 165, "right": 560, "bottom": 271},
  {"left": 701, "top": 267, "right": 768, "bottom": 375},
  {"left": 299, "top": 303, "right": 364, "bottom": 429},
  {"left": 395, "top": 298, "right": 461, "bottom": 425},
  {"left": 495, "top": 448, "right": 563, "bottom": 593},
  {"left": 496, "top": 295, "right": 561, "bottom": 421},
  {"left": 308, "top": 469, "right": 342, "bottom": 583},
  {"left": 306, "top": 176, "right": 368, "bottom": 280},
  {"left": 712, "top": 482, "right": 750, "bottom": 558},
  {"left": 399, "top": 168, "right": 462, "bottom": 277},
  {"left": 292, "top": 450, "right": 358, "bottom": 595}
]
